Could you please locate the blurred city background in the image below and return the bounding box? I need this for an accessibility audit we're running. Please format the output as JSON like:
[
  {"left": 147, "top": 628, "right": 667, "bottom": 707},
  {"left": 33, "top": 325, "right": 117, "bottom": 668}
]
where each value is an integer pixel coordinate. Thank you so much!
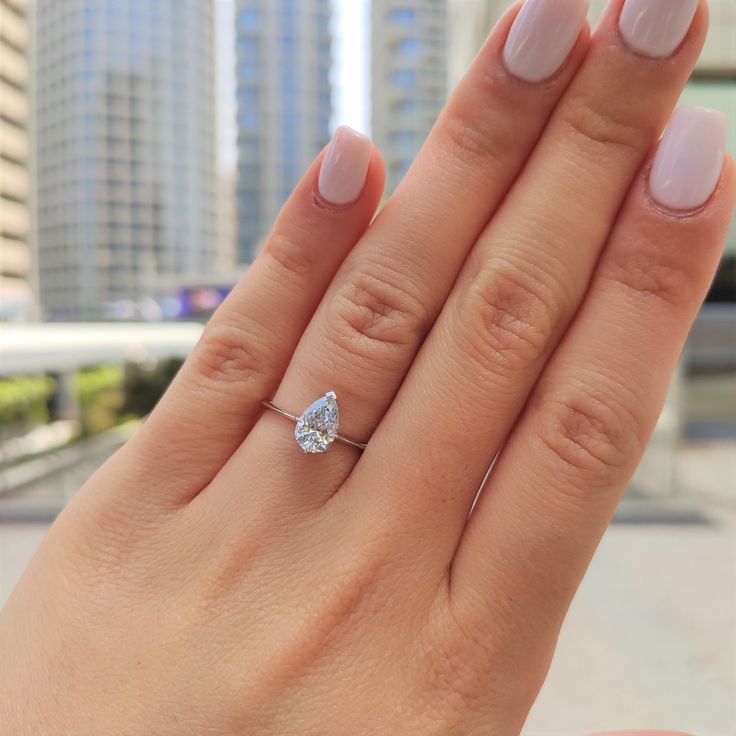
[{"left": 0, "top": 0, "right": 734, "bottom": 732}]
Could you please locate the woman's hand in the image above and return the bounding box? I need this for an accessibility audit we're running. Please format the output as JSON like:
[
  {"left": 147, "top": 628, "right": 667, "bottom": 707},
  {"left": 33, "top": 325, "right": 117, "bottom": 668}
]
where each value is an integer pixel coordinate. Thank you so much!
[{"left": 1, "top": 0, "right": 733, "bottom": 733}]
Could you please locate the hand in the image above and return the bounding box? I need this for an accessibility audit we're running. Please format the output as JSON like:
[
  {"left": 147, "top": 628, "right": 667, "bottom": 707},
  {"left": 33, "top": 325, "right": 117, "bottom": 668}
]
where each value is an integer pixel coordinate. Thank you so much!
[{"left": 2, "top": 1, "right": 733, "bottom": 733}]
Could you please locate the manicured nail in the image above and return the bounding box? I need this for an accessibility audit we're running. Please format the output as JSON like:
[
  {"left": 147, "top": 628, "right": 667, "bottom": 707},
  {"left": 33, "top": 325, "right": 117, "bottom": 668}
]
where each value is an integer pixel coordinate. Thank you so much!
[
  {"left": 650, "top": 107, "right": 727, "bottom": 211},
  {"left": 619, "top": 0, "right": 699, "bottom": 58},
  {"left": 318, "top": 126, "right": 372, "bottom": 206},
  {"left": 503, "top": 0, "right": 589, "bottom": 83}
]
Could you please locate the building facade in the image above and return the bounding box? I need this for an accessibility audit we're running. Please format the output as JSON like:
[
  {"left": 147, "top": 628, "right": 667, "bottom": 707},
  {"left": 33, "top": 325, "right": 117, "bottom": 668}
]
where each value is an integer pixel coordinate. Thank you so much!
[
  {"left": 447, "top": 0, "right": 503, "bottom": 89},
  {"left": 34, "top": 0, "right": 218, "bottom": 321},
  {"left": 234, "top": 0, "right": 332, "bottom": 264},
  {"left": 372, "top": 1, "right": 448, "bottom": 194},
  {"left": 0, "top": 0, "right": 33, "bottom": 322}
]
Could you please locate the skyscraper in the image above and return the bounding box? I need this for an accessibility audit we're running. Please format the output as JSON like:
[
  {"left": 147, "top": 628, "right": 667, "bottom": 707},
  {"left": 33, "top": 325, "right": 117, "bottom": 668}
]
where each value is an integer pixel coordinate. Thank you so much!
[
  {"left": 34, "top": 0, "right": 218, "bottom": 321},
  {"left": 234, "top": 0, "right": 332, "bottom": 265},
  {"left": 447, "top": 0, "right": 503, "bottom": 89},
  {"left": 0, "top": 0, "right": 33, "bottom": 322},
  {"left": 371, "top": 1, "right": 448, "bottom": 194}
]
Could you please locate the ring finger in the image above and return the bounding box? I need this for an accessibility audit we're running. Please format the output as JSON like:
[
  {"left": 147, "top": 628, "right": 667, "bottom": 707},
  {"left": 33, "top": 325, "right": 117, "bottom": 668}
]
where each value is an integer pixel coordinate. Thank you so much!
[{"left": 212, "top": 0, "right": 592, "bottom": 502}]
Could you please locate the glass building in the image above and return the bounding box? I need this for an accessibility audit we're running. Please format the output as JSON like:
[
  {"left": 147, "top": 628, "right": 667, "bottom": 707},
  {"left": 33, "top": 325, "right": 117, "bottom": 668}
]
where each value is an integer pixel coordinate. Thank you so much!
[
  {"left": 234, "top": 0, "right": 332, "bottom": 265},
  {"left": 34, "top": 0, "right": 218, "bottom": 321},
  {"left": 372, "top": 1, "right": 448, "bottom": 194},
  {"left": 0, "top": 0, "right": 33, "bottom": 322}
]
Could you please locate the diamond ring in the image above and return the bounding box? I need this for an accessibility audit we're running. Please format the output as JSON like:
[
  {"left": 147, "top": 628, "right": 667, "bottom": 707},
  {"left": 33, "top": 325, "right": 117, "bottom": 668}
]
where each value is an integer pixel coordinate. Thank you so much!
[{"left": 262, "top": 392, "right": 367, "bottom": 454}]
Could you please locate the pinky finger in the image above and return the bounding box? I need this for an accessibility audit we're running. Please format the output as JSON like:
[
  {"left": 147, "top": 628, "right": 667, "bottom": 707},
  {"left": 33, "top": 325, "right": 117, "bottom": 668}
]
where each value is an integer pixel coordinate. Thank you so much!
[
  {"left": 451, "top": 107, "right": 734, "bottom": 660},
  {"left": 92, "top": 127, "right": 384, "bottom": 511}
]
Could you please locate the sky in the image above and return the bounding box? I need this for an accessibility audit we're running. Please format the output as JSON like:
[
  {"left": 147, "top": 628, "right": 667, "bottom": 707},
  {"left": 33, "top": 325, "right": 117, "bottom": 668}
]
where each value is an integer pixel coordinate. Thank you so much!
[{"left": 216, "top": 0, "right": 369, "bottom": 173}]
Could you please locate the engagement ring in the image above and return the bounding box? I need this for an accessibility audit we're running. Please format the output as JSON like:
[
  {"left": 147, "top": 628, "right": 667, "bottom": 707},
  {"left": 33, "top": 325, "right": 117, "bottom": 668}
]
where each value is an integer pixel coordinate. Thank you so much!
[{"left": 262, "top": 392, "right": 367, "bottom": 454}]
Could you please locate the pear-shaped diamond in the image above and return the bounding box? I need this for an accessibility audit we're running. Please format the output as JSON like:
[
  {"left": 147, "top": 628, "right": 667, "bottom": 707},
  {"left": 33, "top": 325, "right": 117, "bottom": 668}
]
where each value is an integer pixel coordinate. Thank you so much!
[{"left": 294, "top": 391, "right": 340, "bottom": 453}]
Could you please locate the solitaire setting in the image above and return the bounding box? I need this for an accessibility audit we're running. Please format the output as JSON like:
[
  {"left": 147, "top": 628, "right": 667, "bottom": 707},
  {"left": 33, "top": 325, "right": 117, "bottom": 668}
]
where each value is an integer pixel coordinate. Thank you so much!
[
  {"left": 295, "top": 391, "right": 339, "bottom": 453},
  {"left": 262, "top": 392, "right": 367, "bottom": 454}
]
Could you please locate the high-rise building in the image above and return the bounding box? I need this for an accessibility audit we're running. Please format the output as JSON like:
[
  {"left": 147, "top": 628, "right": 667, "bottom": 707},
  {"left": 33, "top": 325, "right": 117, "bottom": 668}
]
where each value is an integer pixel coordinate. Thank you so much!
[
  {"left": 215, "top": 0, "right": 237, "bottom": 275},
  {"left": 447, "top": 0, "right": 503, "bottom": 89},
  {"left": 234, "top": 0, "right": 332, "bottom": 265},
  {"left": 372, "top": 1, "right": 448, "bottom": 194},
  {"left": 0, "top": 0, "right": 33, "bottom": 322},
  {"left": 34, "top": 0, "right": 218, "bottom": 321}
]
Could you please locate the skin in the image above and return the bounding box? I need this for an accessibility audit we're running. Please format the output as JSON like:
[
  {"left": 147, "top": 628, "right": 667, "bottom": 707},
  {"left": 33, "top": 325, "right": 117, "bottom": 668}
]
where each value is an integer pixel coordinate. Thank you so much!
[{"left": 0, "top": 1, "right": 733, "bottom": 734}]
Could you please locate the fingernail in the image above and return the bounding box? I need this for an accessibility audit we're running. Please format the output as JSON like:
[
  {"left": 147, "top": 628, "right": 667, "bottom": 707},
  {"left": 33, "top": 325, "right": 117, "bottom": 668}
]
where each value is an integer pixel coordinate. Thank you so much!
[
  {"left": 619, "top": 0, "right": 699, "bottom": 58},
  {"left": 650, "top": 107, "right": 727, "bottom": 211},
  {"left": 318, "top": 126, "right": 372, "bottom": 206},
  {"left": 502, "top": 0, "right": 589, "bottom": 83}
]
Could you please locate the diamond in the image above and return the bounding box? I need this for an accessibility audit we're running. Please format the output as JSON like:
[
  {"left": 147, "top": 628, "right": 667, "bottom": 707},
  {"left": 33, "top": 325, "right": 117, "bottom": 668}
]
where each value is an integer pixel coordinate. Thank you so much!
[{"left": 294, "top": 391, "right": 340, "bottom": 453}]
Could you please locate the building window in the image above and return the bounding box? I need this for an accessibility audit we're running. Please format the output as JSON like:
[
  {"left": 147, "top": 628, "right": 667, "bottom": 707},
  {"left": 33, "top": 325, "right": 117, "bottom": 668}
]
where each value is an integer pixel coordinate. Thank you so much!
[
  {"left": 389, "top": 130, "right": 417, "bottom": 148},
  {"left": 392, "top": 159, "right": 412, "bottom": 180},
  {"left": 238, "top": 109, "right": 258, "bottom": 130},
  {"left": 237, "top": 37, "right": 260, "bottom": 61},
  {"left": 391, "top": 69, "right": 417, "bottom": 88},
  {"left": 281, "top": 35, "right": 297, "bottom": 55},
  {"left": 237, "top": 9, "right": 260, "bottom": 30},
  {"left": 237, "top": 59, "right": 259, "bottom": 80},
  {"left": 389, "top": 9, "right": 416, "bottom": 25},
  {"left": 393, "top": 98, "right": 419, "bottom": 114},
  {"left": 238, "top": 89, "right": 258, "bottom": 108},
  {"left": 397, "top": 37, "right": 421, "bottom": 57}
]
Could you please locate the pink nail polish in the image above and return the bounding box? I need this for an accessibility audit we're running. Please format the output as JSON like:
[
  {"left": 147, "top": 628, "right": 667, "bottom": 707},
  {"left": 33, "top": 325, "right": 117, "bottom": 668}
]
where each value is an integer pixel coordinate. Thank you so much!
[
  {"left": 650, "top": 107, "right": 727, "bottom": 211},
  {"left": 619, "top": 0, "right": 699, "bottom": 58},
  {"left": 502, "top": 0, "right": 589, "bottom": 83},
  {"left": 318, "top": 126, "right": 372, "bottom": 206}
]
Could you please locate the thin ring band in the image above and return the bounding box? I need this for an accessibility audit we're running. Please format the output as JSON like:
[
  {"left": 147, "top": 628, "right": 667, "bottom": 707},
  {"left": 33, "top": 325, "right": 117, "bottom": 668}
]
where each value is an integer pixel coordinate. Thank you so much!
[{"left": 261, "top": 400, "right": 368, "bottom": 451}]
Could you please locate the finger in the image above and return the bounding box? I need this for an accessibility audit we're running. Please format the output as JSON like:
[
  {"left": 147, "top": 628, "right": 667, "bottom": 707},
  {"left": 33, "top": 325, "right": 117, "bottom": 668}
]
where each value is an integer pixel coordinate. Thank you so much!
[
  {"left": 86, "top": 128, "right": 383, "bottom": 510},
  {"left": 214, "top": 0, "right": 591, "bottom": 501},
  {"left": 452, "top": 110, "right": 733, "bottom": 660},
  {"left": 348, "top": 0, "right": 708, "bottom": 566}
]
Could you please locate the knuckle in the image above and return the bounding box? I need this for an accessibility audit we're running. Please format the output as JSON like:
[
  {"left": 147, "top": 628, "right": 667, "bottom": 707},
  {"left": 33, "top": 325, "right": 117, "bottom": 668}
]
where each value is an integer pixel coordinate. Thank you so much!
[
  {"left": 439, "top": 104, "right": 506, "bottom": 169},
  {"left": 264, "top": 229, "right": 318, "bottom": 284},
  {"left": 440, "top": 110, "right": 502, "bottom": 165},
  {"left": 437, "top": 75, "right": 512, "bottom": 167},
  {"left": 189, "top": 319, "right": 267, "bottom": 389},
  {"left": 536, "top": 384, "right": 641, "bottom": 478},
  {"left": 328, "top": 263, "right": 429, "bottom": 358},
  {"left": 602, "top": 238, "right": 693, "bottom": 309},
  {"left": 560, "top": 92, "right": 648, "bottom": 157},
  {"left": 463, "top": 263, "right": 562, "bottom": 378}
]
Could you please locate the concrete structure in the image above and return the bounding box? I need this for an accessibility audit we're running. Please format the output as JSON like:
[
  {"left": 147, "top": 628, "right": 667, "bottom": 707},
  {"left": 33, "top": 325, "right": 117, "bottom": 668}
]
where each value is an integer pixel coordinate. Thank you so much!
[
  {"left": 0, "top": 0, "right": 33, "bottom": 322},
  {"left": 0, "top": 322, "right": 203, "bottom": 375},
  {"left": 33, "top": 0, "right": 218, "bottom": 321},
  {"left": 372, "top": 1, "right": 448, "bottom": 194},
  {"left": 234, "top": 0, "right": 332, "bottom": 264}
]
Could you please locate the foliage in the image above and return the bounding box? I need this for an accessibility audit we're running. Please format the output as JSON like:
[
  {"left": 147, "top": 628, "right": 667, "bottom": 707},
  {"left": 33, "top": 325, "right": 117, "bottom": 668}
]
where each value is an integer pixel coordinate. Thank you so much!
[
  {"left": 122, "top": 358, "right": 184, "bottom": 418},
  {"left": 77, "top": 365, "right": 125, "bottom": 436},
  {"left": 0, "top": 375, "right": 56, "bottom": 429},
  {"left": 0, "top": 358, "right": 184, "bottom": 439}
]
